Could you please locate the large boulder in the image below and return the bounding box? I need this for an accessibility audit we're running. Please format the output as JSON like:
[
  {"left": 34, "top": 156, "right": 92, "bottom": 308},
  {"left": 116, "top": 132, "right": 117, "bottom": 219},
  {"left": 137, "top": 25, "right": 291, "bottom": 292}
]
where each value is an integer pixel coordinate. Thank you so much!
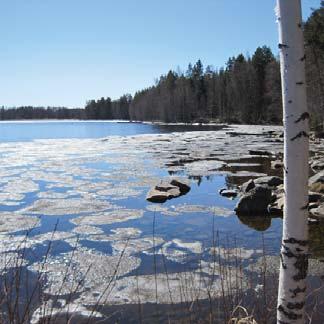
[
  {"left": 146, "top": 187, "right": 180, "bottom": 203},
  {"left": 254, "top": 176, "right": 283, "bottom": 187},
  {"left": 309, "top": 170, "right": 324, "bottom": 193},
  {"left": 170, "top": 179, "right": 191, "bottom": 194},
  {"left": 146, "top": 179, "right": 190, "bottom": 203},
  {"left": 310, "top": 204, "right": 324, "bottom": 219},
  {"left": 309, "top": 170, "right": 324, "bottom": 185},
  {"left": 235, "top": 186, "right": 272, "bottom": 215},
  {"left": 240, "top": 179, "right": 255, "bottom": 193},
  {"left": 271, "top": 160, "right": 284, "bottom": 170},
  {"left": 269, "top": 191, "right": 324, "bottom": 216},
  {"left": 310, "top": 159, "right": 324, "bottom": 172}
]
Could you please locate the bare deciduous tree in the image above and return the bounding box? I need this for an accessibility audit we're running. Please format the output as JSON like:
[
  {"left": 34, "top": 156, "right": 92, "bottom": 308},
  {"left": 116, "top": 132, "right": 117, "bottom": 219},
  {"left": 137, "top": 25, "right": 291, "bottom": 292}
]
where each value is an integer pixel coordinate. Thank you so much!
[{"left": 276, "top": 1, "right": 309, "bottom": 323}]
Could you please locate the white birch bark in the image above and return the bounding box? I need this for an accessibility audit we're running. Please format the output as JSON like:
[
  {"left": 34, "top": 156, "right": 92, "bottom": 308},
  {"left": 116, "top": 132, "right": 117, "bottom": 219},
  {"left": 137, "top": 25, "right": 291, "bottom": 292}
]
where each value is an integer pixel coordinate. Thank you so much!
[{"left": 276, "top": 1, "right": 309, "bottom": 323}]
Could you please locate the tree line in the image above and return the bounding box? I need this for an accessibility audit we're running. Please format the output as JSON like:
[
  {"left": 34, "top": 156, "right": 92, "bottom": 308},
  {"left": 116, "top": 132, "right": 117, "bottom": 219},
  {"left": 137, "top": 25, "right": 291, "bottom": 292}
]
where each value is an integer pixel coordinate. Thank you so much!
[
  {"left": 129, "top": 47, "right": 281, "bottom": 124},
  {"left": 1, "top": 2, "right": 323, "bottom": 127}
]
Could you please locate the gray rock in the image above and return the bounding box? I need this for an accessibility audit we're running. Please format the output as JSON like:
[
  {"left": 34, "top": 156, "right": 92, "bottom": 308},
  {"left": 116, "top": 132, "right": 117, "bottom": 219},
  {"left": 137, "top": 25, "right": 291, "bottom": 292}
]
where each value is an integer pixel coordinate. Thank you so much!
[
  {"left": 240, "top": 179, "right": 255, "bottom": 193},
  {"left": 310, "top": 159, "right": 324, "bottom": 172},
  {"left": 146, "top": 179, "right": 191, "bottom": 203},
  {"left": 309, "top": 202, "right": 319, "bottom": 210},
  {"left": 310, "top": 204, "right": 324, "bottom": 218},
  {"left": 254, "top": 176, "right": 283, "bottom": 187},
  {"left": 146, "top": 187, "right": 181, "bottom": 203},
  {"left": 170, "top": 179, "right": 191, "bottom": 194},
  {"left": 248, "top": 150, "right": 272, "bottom": 156},
  {"left": 268, "top": 205, "right": 283, "bottom": 216},
  {"left": 219, "top": 189, "right": 238, "bottom": 198},
  {"left": 235, "top": 186, "right": 272, "bottom": 215},
  {"left": 308, "top": 192, "right": 324, "bottom": 203},
  {"left": 271, "top": 160, "right": 283, "bottom": 169},
  {"left": 155, "top": 182, "right": 179, "bottom": 192},
  {"left": 309, "top": 170, "right": 324, "bottom": 186},
  {"left": 309, "top": 170, "right": 324, "bottom": 193},
  {"left": 308, "top": 217, "right": 320, "bottom": 225}
]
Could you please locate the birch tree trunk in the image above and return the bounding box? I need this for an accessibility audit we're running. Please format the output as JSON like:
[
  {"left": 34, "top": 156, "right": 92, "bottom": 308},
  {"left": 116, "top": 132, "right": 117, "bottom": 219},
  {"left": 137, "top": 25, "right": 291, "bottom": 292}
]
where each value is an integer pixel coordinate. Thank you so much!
[{"left": 276, "top": 1, "right": 310, "bottom": 323}]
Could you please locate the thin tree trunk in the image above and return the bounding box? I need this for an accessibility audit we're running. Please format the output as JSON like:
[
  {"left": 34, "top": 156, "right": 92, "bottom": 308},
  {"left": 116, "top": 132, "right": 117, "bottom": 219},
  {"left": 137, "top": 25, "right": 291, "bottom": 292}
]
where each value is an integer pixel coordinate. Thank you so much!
[{"left": 276, "top": 1, "right": 309, "bottom": 323}]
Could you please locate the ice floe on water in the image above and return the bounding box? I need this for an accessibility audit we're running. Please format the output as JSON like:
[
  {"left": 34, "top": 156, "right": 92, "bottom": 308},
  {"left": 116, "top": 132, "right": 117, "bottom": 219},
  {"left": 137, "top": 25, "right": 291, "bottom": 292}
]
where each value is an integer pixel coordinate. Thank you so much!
[
  {"left": 111, "top": 236, "right": 165, "bottom": 256},
  {"left": 0, "top": 125, "right": 295, "bottom": 318},
  {"left": 72, "top": 225, "right": 104, "bottom": 235},
  {"left": 146, "top": 204, "right": 179, "bottom": 216},
  {"left": 0, "top": 213, "right": 40, "bottom": 233},
  {"left": 174, "top": 204, "right": 233, "bottom": 217},
  {"left": 96, "top": 186, "right": 143, "bottom": 200},
  {"left": 28, "top": 247, "right": 141, "bottom": 295},
  {"left": 155, "top": 239, "right": 203, "bottom": 263},
  {"left": 70, "top": 209, "right": 144, "bottom": 226},
  {"left": 75, "top": 270, "right": 239, "bottom": 306},
  {"left": 86, "top": 227, "right": 142, "bottom": 242},
  {"left": 210, "top": 246, "right": 263, "bottom": 261},
  {"left": 146, "top": 204, "right": 233, "bottom": 217},
  {"left": 2, "top": 179, "right": 39, "bottom": 194},
  {"left": 30, "top": 299, "right": 104, "bottom": 324},
  {"left": 0, "top": 252, "right": 28, "bottom": 273},
  {"left": 21, "top": 198, "right": 114, "bottom": 216},
  {"left": 0, "top": 234, "right": 34, "bottom": 253},
  {"left": 31, "top": 231, "right": 76, "bottom": 245}
]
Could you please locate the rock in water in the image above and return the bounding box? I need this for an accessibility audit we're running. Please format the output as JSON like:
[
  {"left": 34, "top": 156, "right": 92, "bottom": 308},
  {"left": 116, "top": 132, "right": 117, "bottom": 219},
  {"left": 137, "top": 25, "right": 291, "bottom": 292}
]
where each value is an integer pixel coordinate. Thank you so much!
[
  {"left": 310, "top": 159, "right": 324, "bottom": 172},
  {"left": 155, "top": 182, "right": 179, "bottom": 192},
  {"left": 146, "top": 187, "right": 181, "bottom": 203},
  {"left": 240, "top": 179, "right": 255, "bottom": 193},
  {"left": 309, "top": 170, "right": 324, "bottom": 185},
  {"left": 146, "top": 179, "right": 191, "bottom": 203},
  {"left": 310, "top": 204, "right": 324, "bottom": 218},
  {"left": 248, "top": 150, "right": 272, "bottom": 156},
  {"left": 235, "top": 186, "right": 272, "bottom": 215},
  {"left": 170, "top": 179, "right": 191, "bottom": 194},
  {"left": 219, "top": 188, "right": 238, "bottom": 198},
  {"left": 309, "top": 170, "right": 324, "bottom": 193},
  {"left": 271, "top": 160, "right": 284, "bottom": 169},
  {"left": 254, "top": 176, "right": 283, "bottom": 187}
]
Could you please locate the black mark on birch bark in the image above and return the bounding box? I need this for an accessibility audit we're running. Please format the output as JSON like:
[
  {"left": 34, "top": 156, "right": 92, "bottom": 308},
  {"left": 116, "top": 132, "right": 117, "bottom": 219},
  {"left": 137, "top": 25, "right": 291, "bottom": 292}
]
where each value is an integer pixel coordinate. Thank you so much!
[
  {"left": 290, "top": 286, "right": 306, "bottom": 298},
  {"left": 283, "top": 238, "right": 308, "bottom": 246},
  {"left": 278, "top": 305, "right": 302, "bottom": 320},
  {"left": 290, "top": 131, "right": 309, "bottom": 141},
  {"left": 280, "top": 253, "right": 287, "bottom": 269},
  {"left": 300, "top": 54, "right": 306, "bottom": 61},
  {"left": 293, "top": 254, "right": 308, "bottom": 281},
  {"left": 278, "top": 43, "right": 289, "bottom": 49},
  {"left": 287, "top": 302, "right": 305, "bottom": 310},
  {"left": 295, "top": 112, "right": 310, "bottom": 123},
  {"left": 288, "top": 100, "right": 293, "bottom": 104},
  {"left": 296, "top": 81, "right": 304, "bottom": 85},
  {"left": 282, "top": 244, "right": 295, "bottom": 258}
]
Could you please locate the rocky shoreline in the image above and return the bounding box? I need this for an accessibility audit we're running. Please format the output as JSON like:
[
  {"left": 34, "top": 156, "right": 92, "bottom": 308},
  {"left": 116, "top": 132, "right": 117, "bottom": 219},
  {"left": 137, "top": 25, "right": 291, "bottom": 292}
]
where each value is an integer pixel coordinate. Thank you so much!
[{"left": 144, "top": 125, "right": 324, "bottom": 223}]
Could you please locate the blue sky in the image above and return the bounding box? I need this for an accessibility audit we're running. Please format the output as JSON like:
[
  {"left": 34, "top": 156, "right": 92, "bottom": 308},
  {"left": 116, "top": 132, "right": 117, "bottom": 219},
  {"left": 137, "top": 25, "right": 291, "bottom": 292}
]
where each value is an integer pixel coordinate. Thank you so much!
[{"left": 0, "top": 0, "right": 321, "bottom": 107}]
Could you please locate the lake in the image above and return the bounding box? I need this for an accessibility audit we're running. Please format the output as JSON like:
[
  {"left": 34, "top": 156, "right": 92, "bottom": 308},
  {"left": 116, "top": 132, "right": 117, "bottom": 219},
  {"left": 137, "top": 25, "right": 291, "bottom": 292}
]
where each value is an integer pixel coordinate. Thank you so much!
[{"left": 0, "top": 120, "right": 323, "bottom": 321}]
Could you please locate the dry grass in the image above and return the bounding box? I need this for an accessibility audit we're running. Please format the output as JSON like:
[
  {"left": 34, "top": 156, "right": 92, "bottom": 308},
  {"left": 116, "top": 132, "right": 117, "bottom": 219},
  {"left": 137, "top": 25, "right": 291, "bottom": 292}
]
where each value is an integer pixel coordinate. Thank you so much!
[{"left": 0, "top": 222, "right": 323, "bottom": 323}]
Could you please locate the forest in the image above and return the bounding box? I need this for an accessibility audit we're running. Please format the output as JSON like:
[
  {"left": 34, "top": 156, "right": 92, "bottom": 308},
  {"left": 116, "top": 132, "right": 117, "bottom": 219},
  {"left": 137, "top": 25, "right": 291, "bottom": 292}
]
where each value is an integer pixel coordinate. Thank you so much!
[{"left": 1, "top": 2, "right": 323, "bottom": 128}]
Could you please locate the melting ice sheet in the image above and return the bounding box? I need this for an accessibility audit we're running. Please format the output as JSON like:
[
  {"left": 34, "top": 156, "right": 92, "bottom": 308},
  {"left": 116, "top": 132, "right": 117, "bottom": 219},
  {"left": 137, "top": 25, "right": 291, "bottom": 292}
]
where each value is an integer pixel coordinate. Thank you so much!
[{"left": 0, "top": 124, "right": 298, "bottom": 319}]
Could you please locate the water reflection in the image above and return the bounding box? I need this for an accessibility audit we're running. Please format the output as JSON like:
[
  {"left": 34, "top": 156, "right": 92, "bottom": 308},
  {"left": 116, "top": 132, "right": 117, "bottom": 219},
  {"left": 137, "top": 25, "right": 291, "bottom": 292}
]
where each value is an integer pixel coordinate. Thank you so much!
[{"left": 237, "top": 214, "right": 272, "bottom": 231}]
